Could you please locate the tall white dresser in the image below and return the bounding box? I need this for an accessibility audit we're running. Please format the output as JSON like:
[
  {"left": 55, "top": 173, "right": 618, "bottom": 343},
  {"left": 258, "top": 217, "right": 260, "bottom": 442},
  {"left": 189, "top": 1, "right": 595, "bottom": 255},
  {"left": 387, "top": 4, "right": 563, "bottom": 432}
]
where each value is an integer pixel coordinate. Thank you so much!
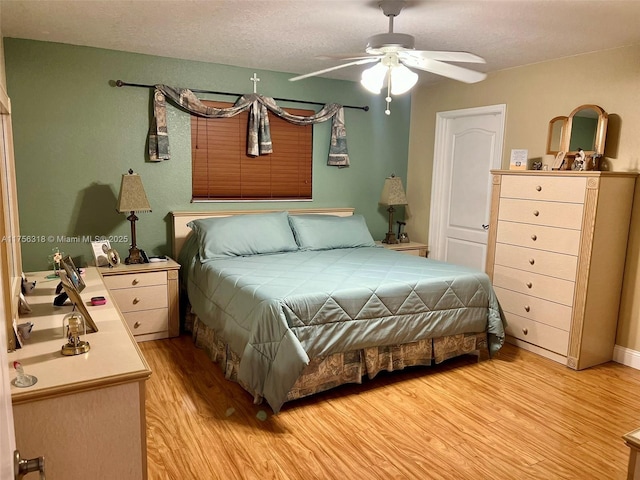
[{"left": 485, "top": 170, "right": 637, "bottom": 369}]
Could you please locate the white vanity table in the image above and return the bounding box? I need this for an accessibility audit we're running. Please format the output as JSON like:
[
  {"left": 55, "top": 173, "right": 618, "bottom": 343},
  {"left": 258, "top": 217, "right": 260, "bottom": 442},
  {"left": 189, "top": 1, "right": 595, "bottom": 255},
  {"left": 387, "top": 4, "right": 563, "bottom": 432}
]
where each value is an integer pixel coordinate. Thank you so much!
[{"left": 8, "top": 267, "right": 151, "bottom": 480}]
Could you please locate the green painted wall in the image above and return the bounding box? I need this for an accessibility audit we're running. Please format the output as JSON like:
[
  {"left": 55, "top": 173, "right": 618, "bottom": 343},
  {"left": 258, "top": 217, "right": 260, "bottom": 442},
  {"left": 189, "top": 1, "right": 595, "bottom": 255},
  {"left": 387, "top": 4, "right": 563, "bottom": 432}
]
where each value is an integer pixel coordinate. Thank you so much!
[{"left": 4, "top": 39, "right": 411, "bottom": 271}]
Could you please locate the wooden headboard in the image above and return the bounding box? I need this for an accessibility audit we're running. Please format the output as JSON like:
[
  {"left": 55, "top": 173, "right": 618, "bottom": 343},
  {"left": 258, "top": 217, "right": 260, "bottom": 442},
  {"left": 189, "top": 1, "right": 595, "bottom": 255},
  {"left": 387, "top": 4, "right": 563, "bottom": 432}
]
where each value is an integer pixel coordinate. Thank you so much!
[{"left": 170, "top": 208, "right": 355, "bottom": 259}]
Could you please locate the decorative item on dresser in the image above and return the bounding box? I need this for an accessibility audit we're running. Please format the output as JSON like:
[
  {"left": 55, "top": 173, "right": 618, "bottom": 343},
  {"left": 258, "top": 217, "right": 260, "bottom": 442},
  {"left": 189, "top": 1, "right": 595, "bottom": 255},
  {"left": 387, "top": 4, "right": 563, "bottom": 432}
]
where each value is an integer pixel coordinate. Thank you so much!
[
  {"left": 484, "top": 170, "right": 637, "bottom": 369},
  {"left": 100, "top": 259, "right": 180, "bottom": 342},
  {"left": 379, "top": 174, "right": 408, "bottom": 244},
  {"left": 546, "top": 104, "right": 608, "bottom": 171},
  {"left": 117, "top": 169, "right": 152, "bottom": 264}
]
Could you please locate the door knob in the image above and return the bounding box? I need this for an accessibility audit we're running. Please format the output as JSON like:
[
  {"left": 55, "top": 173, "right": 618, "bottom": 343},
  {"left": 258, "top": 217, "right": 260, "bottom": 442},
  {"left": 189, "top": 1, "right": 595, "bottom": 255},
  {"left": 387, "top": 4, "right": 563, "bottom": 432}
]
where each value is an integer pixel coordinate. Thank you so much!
[
  {"left": 14, "top": 450, "right": 45, "bottom": 480},
  {"left": 482, "top": 224, "right": 489, "bottom": 230}
]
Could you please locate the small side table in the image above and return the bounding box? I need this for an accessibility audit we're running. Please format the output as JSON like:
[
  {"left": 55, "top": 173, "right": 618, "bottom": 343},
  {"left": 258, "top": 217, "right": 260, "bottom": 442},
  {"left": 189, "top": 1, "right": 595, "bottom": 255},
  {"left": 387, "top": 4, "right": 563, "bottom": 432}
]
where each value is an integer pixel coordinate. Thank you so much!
[
  {"left": 377, "top": 241, "right": 429, "bottom": 257},
  {"left": 624, "top": 428, "right": 640, "bottom": 479},
  {"left": 100, "top": 258, "right": 180, "bottom": 341}
]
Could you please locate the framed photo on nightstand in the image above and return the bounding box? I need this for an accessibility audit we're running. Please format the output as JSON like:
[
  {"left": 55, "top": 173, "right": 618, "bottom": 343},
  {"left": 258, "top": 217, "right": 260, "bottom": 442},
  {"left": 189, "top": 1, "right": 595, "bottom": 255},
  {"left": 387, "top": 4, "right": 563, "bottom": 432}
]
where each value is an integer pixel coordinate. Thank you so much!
[{"left": 91, "top": 240, "right": 111, "bottom": 267}]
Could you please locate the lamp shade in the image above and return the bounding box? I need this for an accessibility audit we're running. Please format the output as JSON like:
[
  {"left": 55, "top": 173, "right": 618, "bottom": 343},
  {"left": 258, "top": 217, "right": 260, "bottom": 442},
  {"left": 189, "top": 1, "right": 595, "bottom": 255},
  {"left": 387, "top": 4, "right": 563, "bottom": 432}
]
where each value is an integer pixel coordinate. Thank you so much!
[
  {"left": 379, "top": 175, "right": 408, "bottom": 206},
  {"left": 360, "top": 62, "right": 388, "bottom": 94},
  {"left": 390, "top": 65, "right": 419, "bottom": 95},
  {"left": 117, "top": 170, "right": 151, "bottom": 213}
]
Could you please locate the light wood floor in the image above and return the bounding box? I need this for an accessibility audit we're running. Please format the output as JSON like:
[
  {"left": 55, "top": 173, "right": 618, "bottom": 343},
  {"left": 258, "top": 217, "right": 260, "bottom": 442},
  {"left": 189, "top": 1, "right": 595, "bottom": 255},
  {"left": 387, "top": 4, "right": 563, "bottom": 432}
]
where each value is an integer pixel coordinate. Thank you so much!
[{"left": 140, "top": 336, "right": 640, "bottom": 479}]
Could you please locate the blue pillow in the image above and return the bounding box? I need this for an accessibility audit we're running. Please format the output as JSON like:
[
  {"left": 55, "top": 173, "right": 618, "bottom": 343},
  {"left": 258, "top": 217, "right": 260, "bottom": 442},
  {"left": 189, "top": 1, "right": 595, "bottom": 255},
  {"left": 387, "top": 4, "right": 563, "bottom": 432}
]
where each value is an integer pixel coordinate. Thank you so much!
[
  {"left": 288, "top": 214, "right": 375, "bottom": 250},
  {"left": 188, "top": 211, "right": 298, "bottom": 261}
]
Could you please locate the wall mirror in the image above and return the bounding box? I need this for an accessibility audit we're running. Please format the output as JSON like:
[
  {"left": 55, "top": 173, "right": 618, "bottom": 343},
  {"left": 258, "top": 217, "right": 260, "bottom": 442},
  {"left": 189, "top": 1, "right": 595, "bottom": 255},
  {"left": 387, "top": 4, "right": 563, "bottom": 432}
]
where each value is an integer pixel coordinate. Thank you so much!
[{"left": 563, "top": 104, "right": 608, "bottom": 155}]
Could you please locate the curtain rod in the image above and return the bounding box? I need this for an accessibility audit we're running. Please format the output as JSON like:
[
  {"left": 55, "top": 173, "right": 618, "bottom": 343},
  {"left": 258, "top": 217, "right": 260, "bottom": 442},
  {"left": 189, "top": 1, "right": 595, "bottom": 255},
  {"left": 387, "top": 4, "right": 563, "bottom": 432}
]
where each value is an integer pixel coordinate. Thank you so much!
[{"left": 114, "top": 80, "right": 369, "bottom": 112}]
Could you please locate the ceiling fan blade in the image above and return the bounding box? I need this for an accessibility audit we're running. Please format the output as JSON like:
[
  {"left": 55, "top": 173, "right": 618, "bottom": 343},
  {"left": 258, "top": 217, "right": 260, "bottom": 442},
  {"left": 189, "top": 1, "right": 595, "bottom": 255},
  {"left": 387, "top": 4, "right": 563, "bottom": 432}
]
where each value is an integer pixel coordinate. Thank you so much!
[
  {"left": 316, "top": 54, "right": 376, "bottom": 61},
  {"left": 289, "top": 58, "right": 381, "bottom": 82},
  {"left": 401, "top": 56, "right": 487, "bottom": 84},
  {"left": 402, "top": 50, "right": 486, "bottom": 64}
]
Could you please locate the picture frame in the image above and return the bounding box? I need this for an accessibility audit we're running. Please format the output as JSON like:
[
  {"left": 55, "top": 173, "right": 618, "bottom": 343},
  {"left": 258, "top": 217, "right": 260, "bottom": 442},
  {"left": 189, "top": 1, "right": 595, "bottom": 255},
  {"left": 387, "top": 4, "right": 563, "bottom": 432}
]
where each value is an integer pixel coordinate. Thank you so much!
[
  {"left": 91, "top": 239, "right": 111, "bottom": 267},
  {"left": 552, "top": 151, "right": 566, "bottom": 170},
  {"left": 60, "top": 255, "right": 85, "bottom": 293},
  {"left": 58, "top": 271, "right": 98, "bottom": 333},
  {"left": 509, "top": 149, "right": 528, "bottom": 170}
]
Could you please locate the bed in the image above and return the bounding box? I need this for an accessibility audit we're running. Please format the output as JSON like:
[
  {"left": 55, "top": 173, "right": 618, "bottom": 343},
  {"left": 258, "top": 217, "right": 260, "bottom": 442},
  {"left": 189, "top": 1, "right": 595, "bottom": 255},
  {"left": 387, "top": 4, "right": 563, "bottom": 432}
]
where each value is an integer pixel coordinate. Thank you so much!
[{"left": 172, "top": 209, "right": 506, "bottom": 412}]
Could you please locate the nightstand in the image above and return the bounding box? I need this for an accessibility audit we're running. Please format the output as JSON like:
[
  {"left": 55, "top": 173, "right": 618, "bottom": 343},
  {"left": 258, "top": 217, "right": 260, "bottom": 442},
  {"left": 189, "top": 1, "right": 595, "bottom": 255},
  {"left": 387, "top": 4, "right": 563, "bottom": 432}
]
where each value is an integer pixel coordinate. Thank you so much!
[
  {"left": 100, "top": 258, "right": 180, "bottom": 341},
  {"left": 378, "top": 241, "right": 429, "bottom": 257}
]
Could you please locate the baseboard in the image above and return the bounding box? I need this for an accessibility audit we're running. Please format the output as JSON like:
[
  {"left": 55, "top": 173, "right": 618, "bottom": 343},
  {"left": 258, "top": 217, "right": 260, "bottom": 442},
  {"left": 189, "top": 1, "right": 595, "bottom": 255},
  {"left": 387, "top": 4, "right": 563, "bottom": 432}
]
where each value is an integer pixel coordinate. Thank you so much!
[{"left": 613, "top": 344, "right": 640, "bottom": 370}]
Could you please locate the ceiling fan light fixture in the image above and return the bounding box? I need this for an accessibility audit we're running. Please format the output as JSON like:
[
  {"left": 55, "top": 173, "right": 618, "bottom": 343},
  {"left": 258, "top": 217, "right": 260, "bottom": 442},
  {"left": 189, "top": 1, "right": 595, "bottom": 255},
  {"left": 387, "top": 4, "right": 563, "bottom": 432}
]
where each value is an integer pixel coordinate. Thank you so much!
[
  {"left": 360, "top": 62, "right": 388, "bottom": 94},
  {"left": 390, "top": 64, "right": 418, "bottom": 95}
]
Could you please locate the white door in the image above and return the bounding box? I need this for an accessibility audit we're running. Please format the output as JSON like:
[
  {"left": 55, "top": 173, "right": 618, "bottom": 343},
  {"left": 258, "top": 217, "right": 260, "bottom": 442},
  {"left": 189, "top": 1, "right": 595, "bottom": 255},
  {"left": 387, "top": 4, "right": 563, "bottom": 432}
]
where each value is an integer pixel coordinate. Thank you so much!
[{"left": 429, "top": 104, "right": 506, "bottom": 270}]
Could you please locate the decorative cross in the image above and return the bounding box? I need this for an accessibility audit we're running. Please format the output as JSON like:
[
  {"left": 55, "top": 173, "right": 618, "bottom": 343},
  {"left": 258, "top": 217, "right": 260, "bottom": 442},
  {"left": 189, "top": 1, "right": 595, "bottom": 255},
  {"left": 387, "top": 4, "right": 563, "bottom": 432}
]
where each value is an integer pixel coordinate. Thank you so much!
[{"left": 250, "top": 73, "right": 260, "bottom": 93}]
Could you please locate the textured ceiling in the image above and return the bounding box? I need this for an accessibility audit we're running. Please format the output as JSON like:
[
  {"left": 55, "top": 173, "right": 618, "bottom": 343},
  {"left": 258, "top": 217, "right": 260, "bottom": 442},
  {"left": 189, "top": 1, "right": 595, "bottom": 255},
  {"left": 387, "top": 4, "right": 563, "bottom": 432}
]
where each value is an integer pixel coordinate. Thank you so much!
[{"left": 2, "top": 0, "right": 640, "bottom": 86}]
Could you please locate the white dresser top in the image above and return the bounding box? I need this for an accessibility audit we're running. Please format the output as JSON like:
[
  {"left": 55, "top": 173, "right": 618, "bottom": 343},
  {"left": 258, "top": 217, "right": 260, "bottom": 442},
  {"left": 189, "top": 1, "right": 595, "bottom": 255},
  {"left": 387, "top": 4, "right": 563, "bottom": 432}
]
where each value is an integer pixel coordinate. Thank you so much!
[{"left": 8, "top": 267, "right": 151, "bottom": 404}]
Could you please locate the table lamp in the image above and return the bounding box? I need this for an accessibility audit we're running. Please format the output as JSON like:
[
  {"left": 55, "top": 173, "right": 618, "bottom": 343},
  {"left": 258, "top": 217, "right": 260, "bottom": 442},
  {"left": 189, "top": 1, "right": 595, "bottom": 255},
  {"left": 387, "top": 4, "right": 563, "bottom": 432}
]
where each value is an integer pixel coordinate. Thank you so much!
[
  {"left": 117, "top": 169, "right": 151, "bottom": 264},
  {"left": 379, "top": 174, "right": 408, "bottom": 244}
]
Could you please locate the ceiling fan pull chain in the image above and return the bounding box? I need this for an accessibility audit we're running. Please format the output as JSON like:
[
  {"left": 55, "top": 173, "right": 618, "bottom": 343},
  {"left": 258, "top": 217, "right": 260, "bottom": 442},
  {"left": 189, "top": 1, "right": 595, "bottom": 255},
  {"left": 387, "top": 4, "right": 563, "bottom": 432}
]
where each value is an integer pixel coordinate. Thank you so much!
[{"left": 385, "top": 67, "right": 392, "bottom": 115}]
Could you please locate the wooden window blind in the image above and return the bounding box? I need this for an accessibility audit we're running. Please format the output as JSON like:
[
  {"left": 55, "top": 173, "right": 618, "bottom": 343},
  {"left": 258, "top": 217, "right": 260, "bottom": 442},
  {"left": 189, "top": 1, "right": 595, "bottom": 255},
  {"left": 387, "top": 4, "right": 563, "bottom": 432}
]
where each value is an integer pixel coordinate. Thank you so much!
[{"left": 191, "top": 100, "right": 313, "bottom": 200}]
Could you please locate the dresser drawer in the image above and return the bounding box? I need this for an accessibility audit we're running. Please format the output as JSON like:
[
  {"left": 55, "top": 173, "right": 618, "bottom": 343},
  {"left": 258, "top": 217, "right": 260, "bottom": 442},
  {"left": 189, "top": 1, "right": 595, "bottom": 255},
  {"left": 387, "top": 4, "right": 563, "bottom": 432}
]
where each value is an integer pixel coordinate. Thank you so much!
[
  {"left": 123, "top": 309, "right": 168, "bottom": 336},
  {"left": 494, "top": 243, "right": 578, "bottom": 281},
  {"left": 498, "top": 198, "right": 584, "bottom": 230},
  {"left": 504, "top": 312, "right": 569, "bottom": 356},
  {"left": 500, "top": 175, "right": 586, "bottom": 203},
  {"left": 102, "top": 271, "right": 167, "bottom": 290},
  {"left": 110, "top": 285, "right": 168, "bottom": 313},
  {"left": 493, "top": 265, "right": 575, "bottom": 306},
  {"left": 496, "top": 220, "right": 581, "bottom": 255},
  {"left": 494, "top": 286, "right": 572, "bottom": 331}
]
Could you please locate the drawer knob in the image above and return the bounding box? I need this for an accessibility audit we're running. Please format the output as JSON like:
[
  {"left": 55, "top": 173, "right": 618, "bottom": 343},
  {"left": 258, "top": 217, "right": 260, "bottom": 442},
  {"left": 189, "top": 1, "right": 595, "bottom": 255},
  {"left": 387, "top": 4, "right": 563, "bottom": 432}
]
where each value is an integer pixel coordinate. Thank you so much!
[
  {"left": 132, "top": 278, "right": 140, "bottom": 285},
  {"left": 536, "top": 185, "right": 542, "bottom": 192},
  {"left": 533, "top": 210, "right": 539, "bottom": 216},
  {"left": 529, "top": 258, "right": 535, "bottom": 265},
  {"left": 531, "top": 234, "right": 537, "bottom": 241},
  {"left": 524, "top": 305, "right": 530, "bottom": 312},
  {"left": 522, "top": 328, "right": 529, "bottom": 335},
  {"left": 134, "top": 321, "right": 141, "bottom": 329},
  {"left": 133, "top": 297, "right": 140, "bottom": 304},
  {"left": 526, "top": 282, "right": 533, "bottom": 289}
]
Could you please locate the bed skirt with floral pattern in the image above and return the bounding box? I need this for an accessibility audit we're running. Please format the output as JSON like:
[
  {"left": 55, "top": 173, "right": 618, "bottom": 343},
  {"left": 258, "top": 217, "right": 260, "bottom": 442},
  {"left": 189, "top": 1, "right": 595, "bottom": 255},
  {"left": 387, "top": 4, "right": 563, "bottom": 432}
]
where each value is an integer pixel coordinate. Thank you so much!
[{"left": 186, "top": 310, "right": 488, "bottom": 406}]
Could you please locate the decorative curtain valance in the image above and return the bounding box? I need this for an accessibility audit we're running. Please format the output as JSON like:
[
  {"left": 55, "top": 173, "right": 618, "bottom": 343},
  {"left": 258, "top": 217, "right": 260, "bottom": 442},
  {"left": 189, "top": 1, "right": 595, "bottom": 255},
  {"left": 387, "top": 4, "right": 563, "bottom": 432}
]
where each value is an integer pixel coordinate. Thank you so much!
[{"left": 148, "top": 85, "right": 350, "bottom": 167}]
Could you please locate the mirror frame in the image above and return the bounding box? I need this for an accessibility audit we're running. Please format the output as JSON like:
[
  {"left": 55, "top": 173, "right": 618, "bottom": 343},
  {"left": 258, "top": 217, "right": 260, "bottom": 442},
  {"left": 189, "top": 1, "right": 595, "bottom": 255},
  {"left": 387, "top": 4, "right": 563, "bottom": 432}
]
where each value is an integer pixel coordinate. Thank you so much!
[
  {"left": 562, "top": 104, "right": 608, "bottom": 156},
  {"left": 546, "top": 116, "right": 567, "bottom": 155}
]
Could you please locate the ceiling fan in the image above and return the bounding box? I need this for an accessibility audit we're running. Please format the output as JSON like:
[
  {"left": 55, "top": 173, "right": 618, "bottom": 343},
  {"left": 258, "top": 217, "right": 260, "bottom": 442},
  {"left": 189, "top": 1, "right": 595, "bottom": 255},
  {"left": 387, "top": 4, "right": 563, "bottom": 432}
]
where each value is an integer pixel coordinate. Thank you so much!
[{"left": 289, "top": 0, "right": 487, "bottom": 114}]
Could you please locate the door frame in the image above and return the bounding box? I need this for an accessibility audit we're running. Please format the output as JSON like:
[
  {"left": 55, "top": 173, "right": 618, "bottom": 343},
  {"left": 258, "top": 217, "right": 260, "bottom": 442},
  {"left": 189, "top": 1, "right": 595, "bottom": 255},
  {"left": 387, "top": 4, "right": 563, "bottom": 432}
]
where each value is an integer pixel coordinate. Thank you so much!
[{"left": 428, "top": 104, "right": 506, "bottom": 262}]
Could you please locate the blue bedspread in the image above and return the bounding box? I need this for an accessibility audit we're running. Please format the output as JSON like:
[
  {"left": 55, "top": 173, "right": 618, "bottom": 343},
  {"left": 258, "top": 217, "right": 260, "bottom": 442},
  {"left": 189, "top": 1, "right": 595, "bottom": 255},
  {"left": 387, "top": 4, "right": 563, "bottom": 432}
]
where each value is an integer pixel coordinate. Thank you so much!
[{"left": 182, "top": 244, "right": 506, "bottom": 412}]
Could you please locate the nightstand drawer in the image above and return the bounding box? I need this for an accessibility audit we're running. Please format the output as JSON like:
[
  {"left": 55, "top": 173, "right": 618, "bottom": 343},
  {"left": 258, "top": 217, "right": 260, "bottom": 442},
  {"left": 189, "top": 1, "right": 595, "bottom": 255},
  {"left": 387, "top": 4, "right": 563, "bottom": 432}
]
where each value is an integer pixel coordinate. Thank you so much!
[
  {"left": 124, "top": 309, "right": 168, "bottom": 336},
  {"left": 504, "top": 312, "right": 569, "bottom": 356},
  {"left": 110, "top": 285, "right": 168, "bottom": 312},
  {"left": 103, "top": 271, "right": 167, "bottom": 290}
]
